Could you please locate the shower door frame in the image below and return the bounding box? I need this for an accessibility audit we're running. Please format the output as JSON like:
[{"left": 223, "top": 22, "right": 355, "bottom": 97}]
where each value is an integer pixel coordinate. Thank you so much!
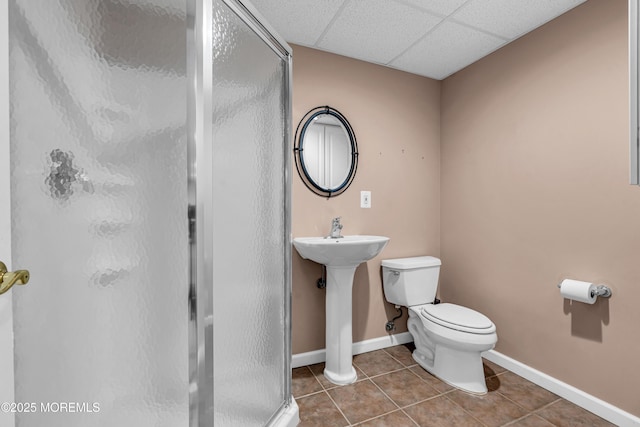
[
  {"left": 0, "top": 1, "right": 15, "bottom": 425},
  {"left": 188, "top": 0, "right": 294, "bottom": 424}
]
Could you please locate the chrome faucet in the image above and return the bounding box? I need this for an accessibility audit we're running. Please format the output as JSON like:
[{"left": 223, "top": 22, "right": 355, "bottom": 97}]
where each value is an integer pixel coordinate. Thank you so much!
[{"left": 327, "top": 217, "right": 344, "bottom": 239}]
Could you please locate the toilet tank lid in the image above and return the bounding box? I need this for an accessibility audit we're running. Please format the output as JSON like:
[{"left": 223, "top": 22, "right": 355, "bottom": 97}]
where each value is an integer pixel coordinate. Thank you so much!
[{"left": 381, "top": 256, "right": 441, "bottom": 269}]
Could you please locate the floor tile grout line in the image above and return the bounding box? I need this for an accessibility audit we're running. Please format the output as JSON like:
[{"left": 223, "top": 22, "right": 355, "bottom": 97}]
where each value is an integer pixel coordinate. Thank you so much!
[
  {"left": 323, "top": 362, "right": 459, "bottom": 425},
  {"left": 322, "top": 388, "right": 353, "bottom": 426},
  {"left": 527, "top": 397, "right": 565, "bottom": 426},
  {"left": 368, "top": 372, "right": 441, "bottom": 426},
  {"left": 444, "top": 382, "right": 561, "bottom": 427},
  {"left": 291, "top": 365, "right": 326, "bottom": 400},
  {"left": 493, "top": 389, "right": 533, "bottom": 414},
  {"left": 307, "top": 363, "right": 354, "bottom": 392},
  {"left": 398, "top": 407, "right": 422, "bottom": 427},
  {"left": 296, "top": 352, "right": 611, "bottom": 427},
  {"left": 368, "top": 376, "right": 403, "bottom": 410},
  {"left": 367, "top": 366, "right": 445, "bottom": 404},
  {"left": 351, "top": 408, "right": 420, "bottom": 427},
  {"left": 393, "top": 390, "right": 491, "bottom": 427},
  {"left": 534, "top": 397, "right": 563, "bottom": 412},
  {"left": 317, "top": 373, "right": 369, "bottom": 393},
  {"left": 485, "top": 370, "right": 506, "bottom": 381},
  {"left": 362, "top": 377, "right": 422, "bottom": 427},
  {"left": 456, "top": 380, "right": 539, "bottom": 427},
  {"left": 398, "top": 388, "right": 459, "bottom": 412},
  {"left": 381, "top": 347, "right": 419, "bottom": 369},
  {"left": 441, "top": 392, "right": 493, "bottom": 427},
  {"left": 366, "top": 371, "right": 461, "bottom": 427},
  {"left": 313, "top": 368, "right": 415, "bottom": 426},
  {"left": 294, "top": 388, "right": 327, "bottom": 400},
  {"left": 405, "top": 366, "right": 457, "bottom": 395},
  {"left": 365, "top": 362, "right": 463, "bottom": 402},
  {"left": 483, "top": 360, "right": 509, "bottom": 379},
  {"left": 492, "top": 384, "right": 560, "bottom": 416},
  {"left": 291, "top": 366, "right": 322, "bottom": 399},
  {"left": 499, "top": 403, "right": 562, "bottom": 427},
  {"left": 304, "top": 364, "right": 323, "bottom": 385},
  {"left": 404, "top": 364, "right": 443, "bottom": 385},
  {"left": 499, "top": 413, "right": 538, "bottom": 427},
  {"left": 365, "top": 365, "right": 415, "bottom": 380},
  {"left": 353, "top": 349, "right": 413, "bottom": 377},
  {"left": 307, "top": 365, "right": 326, "bottom": 395},
  {"left": 350, "top": 362, "right": 369, "bottom": 380},
  {"left": 299, "top": 361, "right": 510, "bottom": 401},
  {"left": 309, "top": 365, "right": 325, "bottom": 389}
]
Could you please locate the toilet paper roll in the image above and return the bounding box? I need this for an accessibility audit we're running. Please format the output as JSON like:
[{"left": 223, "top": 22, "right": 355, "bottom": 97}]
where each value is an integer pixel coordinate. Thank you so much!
[{"left": 559, "top": 279, "right": 597, "bottom": 304}]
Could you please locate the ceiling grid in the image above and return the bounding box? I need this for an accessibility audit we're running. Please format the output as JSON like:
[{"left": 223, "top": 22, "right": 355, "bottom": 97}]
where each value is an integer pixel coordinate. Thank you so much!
[{"left": 250, "top": 0, "right": 586, "bottom": 79}]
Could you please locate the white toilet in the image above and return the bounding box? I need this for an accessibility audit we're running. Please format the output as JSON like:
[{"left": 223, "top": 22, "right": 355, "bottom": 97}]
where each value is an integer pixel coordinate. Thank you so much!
[{"left": 381, "top": 256, "right": 497, "bottom": 394}]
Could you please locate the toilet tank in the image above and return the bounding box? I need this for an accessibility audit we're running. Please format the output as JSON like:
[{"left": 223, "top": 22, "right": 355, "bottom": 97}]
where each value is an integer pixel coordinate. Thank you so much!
[{"left": 381, "top": 256, "right": 441, "bottom": 306}]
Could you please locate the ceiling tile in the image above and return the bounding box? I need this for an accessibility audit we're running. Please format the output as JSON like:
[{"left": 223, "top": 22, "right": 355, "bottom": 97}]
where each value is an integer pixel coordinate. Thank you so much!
[
  {"left": 249, "top": 0, "right": 346, "bottom": 46},
  {"left": 452, "top": 0, "right": 586, "bottom": 39},
  {"left": 400, "top": 0, "right": 469, "bottom": 17},
  {"left": 390, "top": 21, "right": 505, "bottom": 79},
  {"left": 250, "top": 0, "right": 588, "bottom": 80},
  {"left": 316, "top": 0, "right": 442, "bottom": 64}
]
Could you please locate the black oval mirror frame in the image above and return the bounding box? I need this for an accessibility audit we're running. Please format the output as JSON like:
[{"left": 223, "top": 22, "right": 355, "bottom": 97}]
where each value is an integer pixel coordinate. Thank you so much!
[{"left": 294, "top": 106, "right": 358, "bottom": 198}]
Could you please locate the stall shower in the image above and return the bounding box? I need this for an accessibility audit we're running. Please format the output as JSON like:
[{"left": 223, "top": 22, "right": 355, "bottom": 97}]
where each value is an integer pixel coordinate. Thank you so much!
[{"left": 1, "top": 0, "right": 294, "bottom": 426}]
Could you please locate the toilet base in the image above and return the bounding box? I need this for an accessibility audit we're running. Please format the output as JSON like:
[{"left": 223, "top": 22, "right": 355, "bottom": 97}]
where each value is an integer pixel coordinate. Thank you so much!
[
  {"left": 408, "top": 311, "right": 495, "bottom": 395},
  {"left": 412, "top": 345, "right": 488, "bottom": 395}
]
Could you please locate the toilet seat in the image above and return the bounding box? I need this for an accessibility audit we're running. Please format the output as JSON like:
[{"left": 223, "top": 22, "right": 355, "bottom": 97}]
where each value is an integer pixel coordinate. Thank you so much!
[{"left": 419, "top": 303, "right": 496, "bottom": 334}]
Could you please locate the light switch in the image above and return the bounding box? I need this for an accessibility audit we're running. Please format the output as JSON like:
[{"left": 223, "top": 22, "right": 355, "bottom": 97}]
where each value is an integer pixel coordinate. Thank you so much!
[{"left": 361, "top": 191, "right": 371, "bottom": 208}]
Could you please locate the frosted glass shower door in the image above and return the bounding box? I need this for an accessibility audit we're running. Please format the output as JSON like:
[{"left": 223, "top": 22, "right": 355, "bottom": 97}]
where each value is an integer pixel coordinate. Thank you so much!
[
  {"left": 4, "top": 1, "right": 190, "bottom": 426},
  {"left": 203, "top": 0, "right": 293, "bottom": 425}
]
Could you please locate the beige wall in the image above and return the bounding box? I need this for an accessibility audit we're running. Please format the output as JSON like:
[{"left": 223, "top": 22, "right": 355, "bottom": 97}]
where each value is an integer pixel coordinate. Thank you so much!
[
  {"left": 291, "top": 45, "right": 441, "bottom": 354},
  {"left": 441, "top": 0, "right": 640, "bottom": 416},
  {"left": 292, "top": 0, "right": 639, "bottom": 416}
]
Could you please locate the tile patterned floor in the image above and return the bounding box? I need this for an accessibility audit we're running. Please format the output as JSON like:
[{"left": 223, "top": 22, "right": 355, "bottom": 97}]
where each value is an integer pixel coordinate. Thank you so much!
[{"left": 293, "top": 344, "right": 615, "bottom": 427}]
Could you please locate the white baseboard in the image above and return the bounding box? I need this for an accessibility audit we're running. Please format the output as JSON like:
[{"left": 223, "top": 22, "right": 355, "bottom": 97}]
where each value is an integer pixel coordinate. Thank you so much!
[
  {"left": 483, "top": 350, "right": 640, "bottom": 427},
  {"left": 291, "top": 332, "right": 413, "bottom": 368}
]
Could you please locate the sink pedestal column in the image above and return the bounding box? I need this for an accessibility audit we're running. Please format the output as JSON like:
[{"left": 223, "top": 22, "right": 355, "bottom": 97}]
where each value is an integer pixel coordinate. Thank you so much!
[{"left": 324, "top": 265, "right": 358, "bottom": 385}]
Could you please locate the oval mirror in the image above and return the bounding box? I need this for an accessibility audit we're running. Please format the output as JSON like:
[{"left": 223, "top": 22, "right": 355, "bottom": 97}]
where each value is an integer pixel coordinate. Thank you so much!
[{"left": 294, "top": 106, "right": 358, "bottom": 197}]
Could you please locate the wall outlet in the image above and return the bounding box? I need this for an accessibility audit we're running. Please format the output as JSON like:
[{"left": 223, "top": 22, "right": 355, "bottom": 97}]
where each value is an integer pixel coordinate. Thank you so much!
[{"left": 360, "top": 191, "right": 371, "bottom": 208}]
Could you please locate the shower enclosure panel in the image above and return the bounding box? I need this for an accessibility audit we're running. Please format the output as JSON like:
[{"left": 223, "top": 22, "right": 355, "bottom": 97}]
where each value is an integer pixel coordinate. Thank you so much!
[
  {"left": 191, "top": 0, "right": 294, "bottom": 425},
  {"left": 6, "top": 0, "right": 190, "bottom": 426}
]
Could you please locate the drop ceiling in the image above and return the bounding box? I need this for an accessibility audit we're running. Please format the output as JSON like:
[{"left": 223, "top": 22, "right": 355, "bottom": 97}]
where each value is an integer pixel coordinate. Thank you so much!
[{"left": 249, "top": 0, "right": 587, "bottom": 80}]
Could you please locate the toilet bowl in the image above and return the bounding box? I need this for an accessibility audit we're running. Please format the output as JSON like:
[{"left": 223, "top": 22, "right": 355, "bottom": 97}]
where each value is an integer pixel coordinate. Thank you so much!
[
  {"left": 381, "top": 256, "right": 497, "bottom": 394},
  {"left": 407, "top": 303, "right": 497, "bottom": 394}
]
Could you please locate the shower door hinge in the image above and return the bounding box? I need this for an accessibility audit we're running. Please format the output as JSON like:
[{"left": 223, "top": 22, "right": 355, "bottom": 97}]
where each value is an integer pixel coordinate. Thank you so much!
[{"left": 188, "top": 204, "right": 196, "bottom": 244}]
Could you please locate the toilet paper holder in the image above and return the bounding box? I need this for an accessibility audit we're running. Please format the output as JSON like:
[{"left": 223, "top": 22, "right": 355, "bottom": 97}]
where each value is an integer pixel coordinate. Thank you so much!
[{"left": 556, "top": 282, "right": 612, "bottom": 298}]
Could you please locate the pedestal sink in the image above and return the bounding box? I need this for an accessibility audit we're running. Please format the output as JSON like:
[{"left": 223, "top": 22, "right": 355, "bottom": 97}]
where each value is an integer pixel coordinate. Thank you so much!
[{"left": 293, "top": 235, "right": 390, "bottom": 385}]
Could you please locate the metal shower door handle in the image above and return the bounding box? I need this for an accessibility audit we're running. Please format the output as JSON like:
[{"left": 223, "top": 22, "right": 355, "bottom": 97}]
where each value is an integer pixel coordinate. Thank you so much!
[{"left": 0, "top": 261, "right": 30, "bottom": 295}]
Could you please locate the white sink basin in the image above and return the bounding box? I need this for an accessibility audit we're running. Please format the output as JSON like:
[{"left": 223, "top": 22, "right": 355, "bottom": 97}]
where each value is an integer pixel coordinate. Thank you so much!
[{"left": 293, "top": 235, "right": 389, "bottom": 267}]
